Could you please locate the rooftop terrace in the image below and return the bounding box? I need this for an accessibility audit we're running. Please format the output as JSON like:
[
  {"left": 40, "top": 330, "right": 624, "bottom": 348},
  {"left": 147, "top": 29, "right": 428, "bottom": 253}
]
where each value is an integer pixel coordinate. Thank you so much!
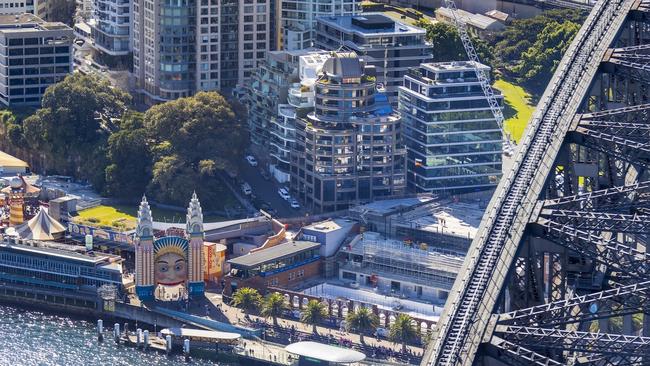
[{"left": 317, "top": 13, "right": 425, "bottom": 36}]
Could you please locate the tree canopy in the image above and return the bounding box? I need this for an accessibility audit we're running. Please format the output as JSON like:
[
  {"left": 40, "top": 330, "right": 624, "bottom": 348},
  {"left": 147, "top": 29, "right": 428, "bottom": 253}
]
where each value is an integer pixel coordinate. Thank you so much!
[
  {"left": 145, "top": 91, "right": 247, "bottom": 208},
  {"left": 22, "top": 73, "right": 130, "bottom": 190},
  {"left": 346, "top": 307, "right": 379, "bottom": 344},
  {"left": 389, "top": 314, "right": 418, "bottom": 353},
  {"left": 415, "top": 20, "right": 495, "bottom": 70},
  {"left": 494, "top": 9, "right": 586, "bottom": 93},
  {"left": 261, "top": 292, "right": 288, "bottom": 326},
  {"left": 230, "top": 287, "right": 262, "bottom": 315},
  {"left": 301, "top": 300, "right": 328, "bottom": 334},
  {"left": 0, "top": 75, "right": 245, "bottom": 210}
]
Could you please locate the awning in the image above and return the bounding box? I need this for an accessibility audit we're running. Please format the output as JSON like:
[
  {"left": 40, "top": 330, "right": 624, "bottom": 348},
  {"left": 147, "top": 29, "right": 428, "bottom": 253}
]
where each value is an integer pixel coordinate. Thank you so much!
[{"left": 285, "top": 341, "right": 366, "bottom": 363}]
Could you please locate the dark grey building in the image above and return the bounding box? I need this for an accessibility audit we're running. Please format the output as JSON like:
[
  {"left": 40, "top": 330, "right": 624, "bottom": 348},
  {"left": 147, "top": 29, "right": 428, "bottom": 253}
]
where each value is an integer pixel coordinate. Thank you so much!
[
  {"left": 292, "top": 51, "right": 406, "bottom": 213},
  {"left": 0, "top": 14, "right": 72, "bottom": 107},
  {"left": 315, "top": 13, "right": 432, "bottom": 104}
]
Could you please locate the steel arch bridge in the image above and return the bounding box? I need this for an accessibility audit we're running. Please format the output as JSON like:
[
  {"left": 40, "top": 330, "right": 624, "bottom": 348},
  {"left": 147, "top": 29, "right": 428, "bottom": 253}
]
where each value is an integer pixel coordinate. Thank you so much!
[{"left": 423, "top": 1, "right": 650, "bottom": 365}]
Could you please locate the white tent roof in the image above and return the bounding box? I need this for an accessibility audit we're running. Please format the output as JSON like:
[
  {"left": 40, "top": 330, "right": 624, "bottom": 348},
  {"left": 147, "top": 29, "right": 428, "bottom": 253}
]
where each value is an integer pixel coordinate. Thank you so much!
[
  {"left": 285, "top": 341, "right": 366, "bottom": 363},
  {"left": 13, "top": 208, "right": 66, "bottom": 241}
]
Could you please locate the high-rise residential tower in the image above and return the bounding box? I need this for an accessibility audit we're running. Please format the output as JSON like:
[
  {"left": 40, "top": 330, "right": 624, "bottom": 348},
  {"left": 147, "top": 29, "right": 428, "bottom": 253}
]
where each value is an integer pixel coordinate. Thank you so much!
[
  {"left": 280, "top": 0, "right": 359, "bottom": 51},
  {"left": 132, "top": 0, "right": 270, "bottom": 105},
  {"left": 247, "top": 48, "right": 329, "bottom": 182},
  {"left": 292, "top": 52, "right": 406, "bottom": 213},
  {"left": 399, "top": 61, "right": 503, "bottom": 193},
  {"left": 90, "top": 0, "right": 131, "bottom": 59},
  {"left": 315, "top": 13, "right": 431, "bottom": 104}
]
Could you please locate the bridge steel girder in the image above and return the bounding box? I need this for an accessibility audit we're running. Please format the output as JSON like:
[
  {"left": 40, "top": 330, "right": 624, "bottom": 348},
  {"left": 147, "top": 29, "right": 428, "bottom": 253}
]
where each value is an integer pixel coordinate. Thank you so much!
[
  {"left": 541, "top": 180, "right": 650, "bottom": 210},
  {"left": 424, "top": 2, "right": 639, "bottom": 365},
  {"left": 424, "top": 2, "right": 648, "bottom": 366},
  {"left": 604, "top": 44, "right": 650, "bottom": 83},
  {"left": 538, "top": 209, "right": 650, "bottom": 233},
  {"left": 533, "top": 218, "right": 650, "bottom": 279},
  {"left": 494, "top": 325, "right": 650, "bottom": 357},
  {"left": 496, "top": 280, "right": 650, "bottom": 327},
  {"left": 579, "top": 103, "right": 650, "bottom": 121},
  {"left": 484, "top": 336, "right": 564, "bottom": 366},
  {"left": 568, "top": 127, "right": 650, "bottom": 168}
]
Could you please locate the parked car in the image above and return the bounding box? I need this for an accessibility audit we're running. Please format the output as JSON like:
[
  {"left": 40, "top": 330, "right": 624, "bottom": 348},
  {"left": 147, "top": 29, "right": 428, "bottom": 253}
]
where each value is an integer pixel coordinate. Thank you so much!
[
  {"left": 278, "top": 188, "right": 290, "bottom": 200},
  {"left": 245, "top": 155, "right": 258, "bottom": 166},
  {"left": 290, "top": 198, "right": 300, "bottom": 209},
  {"left": 241, "top": 182, "right": 252, "bottom": 195}
]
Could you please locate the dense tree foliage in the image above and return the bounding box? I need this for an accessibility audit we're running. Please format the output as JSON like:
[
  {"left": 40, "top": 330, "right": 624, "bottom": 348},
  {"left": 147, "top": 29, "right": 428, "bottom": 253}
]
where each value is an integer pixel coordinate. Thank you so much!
[
  {"left": 415, "top": 20, "right": 495, "bottom": 68},
  {"left": 261, "top": 292, "right": 288, "bottom": 326},
  {"left": 389, "top": 314, "right": 418, "bottom": 353},
  {"left": 104, "top": 112, "right": 152, "bottom": 199},
  {"left": 145, "top": 92, "right": 247, "bottom": 207},
  {"left": 511, "top": 21, "right": 580, "bottom": 88},
  {"left": 494, "top": 9, "right": 586, "bottom": 92},
  {"left": 0, "top": 75, "right": 246, "bottom": 210},
  {"left": 22, "top": 73, "right": 130, "bottom": 190},
  {"left": 301, "top": 300, "right": 328, "bottom": 334}
]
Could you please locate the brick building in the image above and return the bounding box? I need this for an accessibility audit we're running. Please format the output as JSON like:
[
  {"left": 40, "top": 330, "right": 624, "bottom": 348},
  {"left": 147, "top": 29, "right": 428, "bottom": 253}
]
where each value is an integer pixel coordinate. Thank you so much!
[{"left": 224, "top": 240, "right": 321, "bottom": 295}]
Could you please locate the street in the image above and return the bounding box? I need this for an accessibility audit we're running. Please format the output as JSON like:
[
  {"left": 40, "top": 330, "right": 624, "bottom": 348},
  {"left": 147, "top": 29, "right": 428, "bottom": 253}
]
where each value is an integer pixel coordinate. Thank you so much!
[{"left": 237, "top": 160, "right": 306, "bottom": 219}]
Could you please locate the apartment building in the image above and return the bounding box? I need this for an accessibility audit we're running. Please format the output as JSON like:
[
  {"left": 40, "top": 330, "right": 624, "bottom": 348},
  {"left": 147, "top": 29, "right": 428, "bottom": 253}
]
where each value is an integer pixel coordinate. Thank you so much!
[
  {"left": 132, "top": 0, "right": 271, "bottom": 105},
  {"left": 90, "top": 0, "right": 131, "bottom": 58},
  {"left": 291, "top": 51, "right": 406, "bottom": 213},
  {"left": 399, "top": 61, "right": 503, "bottom": 193},
  {"left": 280, "top": 0, "right": 359, "bottom": 51},
  {"left": 0, "top": 0, "right": 38, "bottom": 15},
  {"left": 315, "top": 13, "right": 431, "bottom": 104},
  {"left": 247, "top": 48, "right": 329, "bottom": 182},
  {"left": 0, "top": 14, "right": 72, "bottom": 106}
]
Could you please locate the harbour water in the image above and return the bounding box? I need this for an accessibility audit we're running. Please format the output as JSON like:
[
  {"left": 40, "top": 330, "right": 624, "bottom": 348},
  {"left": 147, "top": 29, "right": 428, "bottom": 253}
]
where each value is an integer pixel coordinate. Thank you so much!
[{"left": 0, "top": 304, "right": 227, "bottom": 366}]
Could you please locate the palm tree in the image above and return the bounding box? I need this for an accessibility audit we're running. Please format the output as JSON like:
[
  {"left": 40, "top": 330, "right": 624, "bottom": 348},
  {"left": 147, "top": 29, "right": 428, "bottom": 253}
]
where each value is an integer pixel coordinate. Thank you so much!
[
  {"left": 346, "top": 307, "right": 379, "bottom": 344},
  {"left": 261, "top": 292, "right": 287, "bottom": 326},
  {"left": 301, "top": 299, "right": 328, "bottom": 334},
  {"left": 389, "top": 314, "right": 418, "bottom": 353},
  {"left": 230, "top": 287, "right": 261, "bottom": 315}
]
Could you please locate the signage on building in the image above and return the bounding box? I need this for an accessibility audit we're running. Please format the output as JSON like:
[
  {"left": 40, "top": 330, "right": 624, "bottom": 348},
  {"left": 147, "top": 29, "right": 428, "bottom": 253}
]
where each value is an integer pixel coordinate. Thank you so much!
[{"left": 68, "top": 223, "right": 134, "bottom": 245}]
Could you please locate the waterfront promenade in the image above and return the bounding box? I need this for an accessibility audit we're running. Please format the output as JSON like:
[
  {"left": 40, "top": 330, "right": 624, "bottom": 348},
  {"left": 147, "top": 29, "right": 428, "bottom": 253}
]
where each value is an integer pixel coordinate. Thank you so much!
[{"left": 201, "top": 291, "right": 424, "bottom": 364}]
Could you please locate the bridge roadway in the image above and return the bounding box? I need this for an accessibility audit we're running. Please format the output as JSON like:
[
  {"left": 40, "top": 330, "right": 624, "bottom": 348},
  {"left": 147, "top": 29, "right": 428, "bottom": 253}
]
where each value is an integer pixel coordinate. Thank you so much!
[{"left": 422, "top": 1, "right": 637, "bottom": 365}]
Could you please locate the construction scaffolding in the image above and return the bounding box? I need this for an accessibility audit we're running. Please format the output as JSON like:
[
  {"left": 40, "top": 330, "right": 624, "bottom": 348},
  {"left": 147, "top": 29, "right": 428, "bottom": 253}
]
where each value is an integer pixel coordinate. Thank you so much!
[{"left": 361, "top": 235, "right": 464, "bottom": 290}]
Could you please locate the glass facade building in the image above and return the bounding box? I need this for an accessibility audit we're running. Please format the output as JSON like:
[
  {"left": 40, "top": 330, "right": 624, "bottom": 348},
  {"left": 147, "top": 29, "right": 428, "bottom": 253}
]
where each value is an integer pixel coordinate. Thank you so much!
[
  {"left": 315, "top": 14, "right": 432, "bottom": 104},
  {"left": 132, "top": 0, "right": 270, "bottom": 105},
  {"left": 91, "top": 0, "right": 131, "bottom": 56},
  {"left": 399, "top": 61, "right": 503, "bottom": 193},
  {"left": 280, "top": 0, "right": 359, "bottom": 51},
  {"left": 292, "top": 52, "right": 406, "bottom": 213},
  {"left": 0, "top": 240, "right": 123, "bottom": 294}
]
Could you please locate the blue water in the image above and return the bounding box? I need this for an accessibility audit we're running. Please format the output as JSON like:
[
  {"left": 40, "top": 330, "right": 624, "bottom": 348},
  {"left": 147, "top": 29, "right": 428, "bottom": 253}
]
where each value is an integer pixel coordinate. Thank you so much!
[{"left": 0, "top": 305, "right": 225, "bottom": 366}]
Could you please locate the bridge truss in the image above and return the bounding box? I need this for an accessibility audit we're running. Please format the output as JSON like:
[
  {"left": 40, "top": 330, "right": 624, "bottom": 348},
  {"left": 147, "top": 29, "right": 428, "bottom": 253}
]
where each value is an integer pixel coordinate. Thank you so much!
[{"left": 423, "top": 0, "right": 650, "bottom": 365}]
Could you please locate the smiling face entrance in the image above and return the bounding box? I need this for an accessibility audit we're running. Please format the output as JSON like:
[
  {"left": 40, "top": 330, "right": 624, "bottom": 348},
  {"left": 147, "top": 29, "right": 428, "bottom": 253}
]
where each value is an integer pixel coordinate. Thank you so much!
[
  {"left": 153, "top": 236, "right": 190, "bottom": 290},
  {"left": 155, "top": 252, "right": 188, "bottom": 285}
]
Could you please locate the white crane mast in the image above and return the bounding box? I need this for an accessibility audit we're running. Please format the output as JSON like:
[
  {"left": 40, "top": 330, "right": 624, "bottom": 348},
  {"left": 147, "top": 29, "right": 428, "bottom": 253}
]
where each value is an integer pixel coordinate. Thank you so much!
[{"left": 443, "top": 0, "right": 513, "bottom": 155}]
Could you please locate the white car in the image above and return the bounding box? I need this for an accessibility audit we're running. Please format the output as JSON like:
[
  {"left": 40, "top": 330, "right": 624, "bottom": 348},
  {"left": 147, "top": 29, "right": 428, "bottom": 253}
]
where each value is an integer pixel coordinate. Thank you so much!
[
  {"left": 245, "top": 155, "right": 258, "bottom": 166},
  {"left": 241, "top": 182, "right": 252, "bottom": 195},
  {"left": 290, "top": 199, "right": 300, "bottom": 209},
  {"left": 278, "top": 188, "right": 290, "bottom": 200}
]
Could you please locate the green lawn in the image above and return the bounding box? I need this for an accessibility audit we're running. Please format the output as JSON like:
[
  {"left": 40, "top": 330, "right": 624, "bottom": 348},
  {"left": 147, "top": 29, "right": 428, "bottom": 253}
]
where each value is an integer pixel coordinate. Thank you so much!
[
  {"left": 75, "top": 204, "right": 225, "bottom": 231},
  {"left": 494, "top": 79, "right": 536, "bottom": 143}
]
